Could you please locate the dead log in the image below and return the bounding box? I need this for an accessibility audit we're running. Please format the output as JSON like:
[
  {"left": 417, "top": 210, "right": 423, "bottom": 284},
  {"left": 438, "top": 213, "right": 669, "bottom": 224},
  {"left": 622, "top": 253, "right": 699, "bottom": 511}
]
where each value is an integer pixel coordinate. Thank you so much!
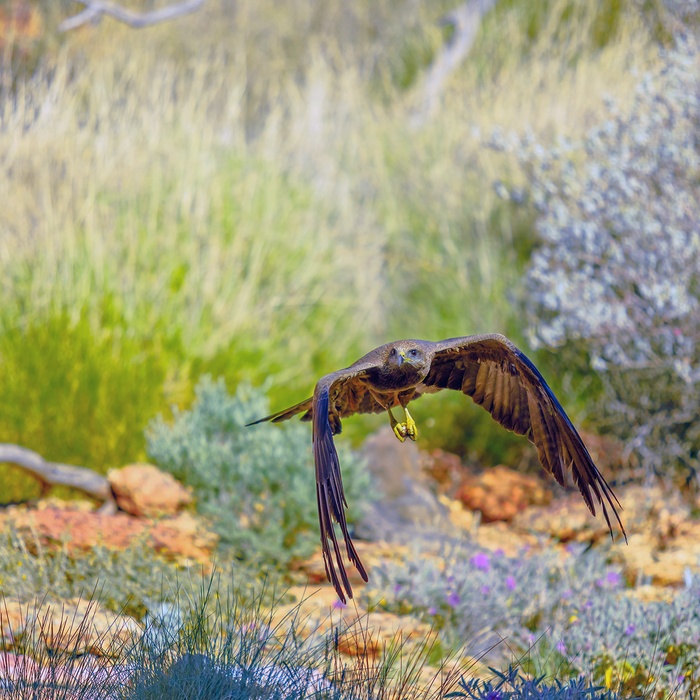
[
  {"left": 59, "top": 0, "right": 205, "bottom": 33},
  {"left": 0, "top": 443, "right": 117, "bottom": 513},
  {"left": 412, "top": 0, "right": 498, "bottom": 125}
]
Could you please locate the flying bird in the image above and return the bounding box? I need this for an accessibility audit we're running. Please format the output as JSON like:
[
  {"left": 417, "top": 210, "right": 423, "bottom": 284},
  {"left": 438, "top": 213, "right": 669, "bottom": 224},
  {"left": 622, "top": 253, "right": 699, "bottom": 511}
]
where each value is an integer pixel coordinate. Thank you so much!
[{"left": 248, "top": 334, "right": 626, "bottom": 603}]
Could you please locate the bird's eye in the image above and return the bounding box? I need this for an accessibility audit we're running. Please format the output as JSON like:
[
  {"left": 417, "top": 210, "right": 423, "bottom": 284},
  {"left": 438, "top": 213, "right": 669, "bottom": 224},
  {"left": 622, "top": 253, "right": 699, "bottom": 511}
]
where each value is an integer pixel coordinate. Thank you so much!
[
  {"left": 390, "top": 348, "right": 397, "bottom": 356},
  {"left": 409, "top": 349, "right": 419, "bottom": 357}
]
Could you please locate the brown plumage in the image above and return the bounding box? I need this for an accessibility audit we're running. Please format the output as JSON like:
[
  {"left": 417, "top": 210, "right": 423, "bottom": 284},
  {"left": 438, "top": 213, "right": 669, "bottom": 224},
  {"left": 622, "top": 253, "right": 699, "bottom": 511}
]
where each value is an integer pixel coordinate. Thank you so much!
[{"left": 247, "top": 333, "right": 626, "bottom": 603}]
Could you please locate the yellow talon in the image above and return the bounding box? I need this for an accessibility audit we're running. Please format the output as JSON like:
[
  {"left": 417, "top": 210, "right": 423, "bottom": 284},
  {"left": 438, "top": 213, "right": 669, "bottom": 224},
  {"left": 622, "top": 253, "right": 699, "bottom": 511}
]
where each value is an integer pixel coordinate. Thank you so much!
[
  {"left": 388, "top": 407, "right": 418, "bottom": 442},
  {"left": 393, "top": 423, "right": 407, "bottom": 442},
  {"left": 403, "top": 407, "right": 418, "bottom": 441}
]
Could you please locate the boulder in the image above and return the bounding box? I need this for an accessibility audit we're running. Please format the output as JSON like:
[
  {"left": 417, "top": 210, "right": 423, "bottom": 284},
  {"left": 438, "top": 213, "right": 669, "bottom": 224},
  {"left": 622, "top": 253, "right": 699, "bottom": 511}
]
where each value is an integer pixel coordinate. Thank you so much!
[
  {"left": 619, "top": 526, "right": 700, "bottom": 587},
  {"left": 354, "top": 427, "right": 449, "bottom": 542},
  {"left": 421, "top": 448, "right": 468, "bottom": 494},
  {"left": 456, "top": 466, "right": 552, "bottom": 523},
  {"left": 108, "top": 464, "right": 192, "bottom": 517},
  {"left": 1, "top": 597, "right": 141, "bottom": 657},
  {"left": 512, "top": 494, "right": 610, "bottom": 542},
  {"left": 272, "top": 585, "right": 434, "bottom": 658}
]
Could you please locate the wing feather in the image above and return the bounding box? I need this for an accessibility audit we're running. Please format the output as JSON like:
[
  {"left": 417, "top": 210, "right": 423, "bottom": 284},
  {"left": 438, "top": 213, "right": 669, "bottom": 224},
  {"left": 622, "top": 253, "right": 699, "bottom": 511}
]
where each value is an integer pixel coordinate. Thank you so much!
[
  {"left": 313, "top": 378, "right": 369, "bottom": 602},
  {"left": 423, "top": 333, "right": 626, "bottom": 540}
]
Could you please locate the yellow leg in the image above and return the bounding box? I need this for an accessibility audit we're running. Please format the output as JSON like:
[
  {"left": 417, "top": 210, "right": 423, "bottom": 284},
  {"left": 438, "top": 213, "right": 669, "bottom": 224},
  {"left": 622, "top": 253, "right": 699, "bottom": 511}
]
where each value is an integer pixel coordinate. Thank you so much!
[
  {"left": 402, "top": 406, "right": 418, "bottom": 441},
  {"left": 388, "top": 406, "right": 418, "bottom": 442},
  {"left": 388, "top": 409, "right": 407, "bottom": 442}
]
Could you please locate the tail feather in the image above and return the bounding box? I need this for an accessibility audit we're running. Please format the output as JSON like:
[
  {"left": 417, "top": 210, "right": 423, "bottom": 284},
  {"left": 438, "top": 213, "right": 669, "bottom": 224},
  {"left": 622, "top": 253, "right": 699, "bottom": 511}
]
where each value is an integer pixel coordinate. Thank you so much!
[{"left": 246, "top": 397, "right": 313, "bottom": 426}]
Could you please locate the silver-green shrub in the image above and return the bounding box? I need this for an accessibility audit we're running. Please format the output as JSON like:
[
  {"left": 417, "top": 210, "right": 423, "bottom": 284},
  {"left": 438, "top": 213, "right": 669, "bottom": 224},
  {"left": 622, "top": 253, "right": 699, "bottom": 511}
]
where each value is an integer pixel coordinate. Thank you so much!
[
  {"left": 146, "top": 378, "right": 372, "bottom": 566},
  {"left": 500, "top": 17, "right": 699, "bottom": 478}
]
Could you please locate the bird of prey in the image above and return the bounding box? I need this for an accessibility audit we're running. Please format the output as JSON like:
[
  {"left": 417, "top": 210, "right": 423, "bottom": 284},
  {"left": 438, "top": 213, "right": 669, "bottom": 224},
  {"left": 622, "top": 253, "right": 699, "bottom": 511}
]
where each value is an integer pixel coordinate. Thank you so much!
[{"left": 248, "top": 334, "right": 626, "bottom": 603}]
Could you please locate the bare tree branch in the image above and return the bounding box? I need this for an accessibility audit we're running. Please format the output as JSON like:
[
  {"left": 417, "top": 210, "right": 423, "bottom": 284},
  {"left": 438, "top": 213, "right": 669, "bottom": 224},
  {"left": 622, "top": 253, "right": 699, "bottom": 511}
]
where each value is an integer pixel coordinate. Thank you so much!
[
  {"left": 59, "top": 0, "right": 205, "bottom": 32},
  {"left": 412, "top": 0, "right": 498, "bottom": 125},
  {"left": 0, "top": 443, "right": 117, "bottom": 513}
]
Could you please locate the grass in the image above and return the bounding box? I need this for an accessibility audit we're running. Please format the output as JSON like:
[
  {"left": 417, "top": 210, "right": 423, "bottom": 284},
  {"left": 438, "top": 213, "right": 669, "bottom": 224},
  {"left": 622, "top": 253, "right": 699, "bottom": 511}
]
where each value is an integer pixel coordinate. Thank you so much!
[
  {"left": 0, "top": 1, "right": 658, "bottom": 486},
  {"left": 1, "top": 562, "right": 623, "bottom": 700}
]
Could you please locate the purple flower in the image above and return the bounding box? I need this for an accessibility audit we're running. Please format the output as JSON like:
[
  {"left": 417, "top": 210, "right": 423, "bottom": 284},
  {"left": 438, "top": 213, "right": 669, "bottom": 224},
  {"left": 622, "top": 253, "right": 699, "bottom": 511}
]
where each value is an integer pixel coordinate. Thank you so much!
[
  {"left": 393, "top": 583, "right": 403, "bottom": 595},
  {"left": 556, "top": 640, "right": 567, "bottom": 655},
  {"left": 506, "top": 576, "right": 516, "bottom": 591},
  {"left": 494, "top": 548, "right": 505, "bottom": 557},
  {"left": 480, "top": 585, "right": 491, "bottom": 595},
  {"left": 595, "top": 578, "right": 604, "bottom": 588},
  {"left": 446, "top": 591, "right": 461, "bottom": 608},
  {"left": 332, "top": 599, "right": 347, "bottom": 610},
  {"left": 625, "top": 624, "right": 635, "bottom": 636},
  {"left": 561, "top": 589, "right": 573, "bottom": 599},
  {"left": 606, "top": 571, "right": 622, "bottom": 587},
  {"left": 470, "top": 552, "right": 491, "bottom": 571},
  {"left": 428, "top": 606, "right": 438, "bottom": 615}
]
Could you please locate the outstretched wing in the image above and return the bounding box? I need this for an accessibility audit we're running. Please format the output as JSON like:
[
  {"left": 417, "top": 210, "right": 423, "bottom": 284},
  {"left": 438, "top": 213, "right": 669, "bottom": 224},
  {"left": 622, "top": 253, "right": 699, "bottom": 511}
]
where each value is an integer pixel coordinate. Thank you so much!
[
  {"left": 247, "top": 355, "right": 384, "bottom": 602},
  {"left": 312, "top": 374, "right": 368, "bottom": 603},
  {"left": 421, "top": 333, "right": 626, "bottom": 540}
]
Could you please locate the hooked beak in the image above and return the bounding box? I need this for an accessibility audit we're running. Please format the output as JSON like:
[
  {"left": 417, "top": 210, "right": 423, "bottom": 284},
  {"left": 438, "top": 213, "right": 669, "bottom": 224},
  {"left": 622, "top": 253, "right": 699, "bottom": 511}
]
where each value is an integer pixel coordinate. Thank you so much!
[{"left": 397, "top": 350, "right": 406, "bottom": 366}]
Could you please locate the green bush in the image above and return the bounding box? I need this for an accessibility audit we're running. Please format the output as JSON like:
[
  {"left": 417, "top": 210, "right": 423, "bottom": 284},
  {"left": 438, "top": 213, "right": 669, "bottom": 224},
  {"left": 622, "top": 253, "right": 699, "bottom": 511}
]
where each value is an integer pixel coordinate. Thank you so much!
[
  {"left": 146, "top": 378, "right": 372, "bottom": 567},
  {"left": 0, "top": 304, "right": 182, "bottom": 498}
]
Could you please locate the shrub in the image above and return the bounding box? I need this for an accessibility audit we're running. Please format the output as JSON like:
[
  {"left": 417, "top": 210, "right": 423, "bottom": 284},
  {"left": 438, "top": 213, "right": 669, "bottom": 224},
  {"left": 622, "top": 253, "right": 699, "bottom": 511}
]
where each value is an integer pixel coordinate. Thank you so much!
[
  {"left": 146, "top": 378, "right": 373, "bottom": 567},
  {"left": 449, "top": 666, "right": 621, "bottom": 700},
  {"left": 497, "top": 18, "right": 700, "bottom": 480},
  {"left": 370, "top": 539, "right": 700, "bottom": 698},
  {"left": 0, "top": 305, "right": 181, "bottom": 497}
]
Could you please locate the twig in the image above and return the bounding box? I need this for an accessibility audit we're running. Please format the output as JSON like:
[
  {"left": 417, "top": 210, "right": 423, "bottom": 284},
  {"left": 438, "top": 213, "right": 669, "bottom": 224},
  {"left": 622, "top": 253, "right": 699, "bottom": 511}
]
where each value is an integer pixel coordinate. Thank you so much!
[
  {"left": 59, "top": 0, "right": 205, "bottom": 32},
  {"left": 0, "top": 443, "right": 117, "bottom": 513}
]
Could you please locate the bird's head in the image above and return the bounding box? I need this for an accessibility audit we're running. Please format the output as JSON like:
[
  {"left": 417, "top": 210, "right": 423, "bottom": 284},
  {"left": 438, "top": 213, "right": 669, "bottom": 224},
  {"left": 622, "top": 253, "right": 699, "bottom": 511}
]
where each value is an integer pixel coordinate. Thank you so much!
[{"left": 386, "top": 342, "right": 428, "bottom": 372}]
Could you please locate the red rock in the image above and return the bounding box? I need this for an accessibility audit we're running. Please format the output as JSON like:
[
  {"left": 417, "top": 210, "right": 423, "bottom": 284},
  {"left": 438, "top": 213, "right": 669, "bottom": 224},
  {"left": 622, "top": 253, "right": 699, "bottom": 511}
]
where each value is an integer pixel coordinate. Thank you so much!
[
  {"left": 30, "top": 599, "right": 141, "bottom": 657},
  {"left": 0, "top": 599, "right": 27, "bottom": 647},
  {"left": 150, "top": 512, "right": 218, "bottom": 563},
  {"left": 456, "top": 466, "right": 552, "bottom": 522},
  {"left": 619, "top": 527, "right": 700, "bottom": 587},
  {"left": 272, "top": 586, "right": 433, "bottom": 658},
  {"left": 0, "top": 652, "right": 39, "bottom": 682},
  {"left": 108, "top": 464, "right": 192, "bottom": 517},
  {"left": 422, "top": 448, "right": 468, "bottom": 494},
  {"left": 1, "top": 505, "right": 216, "bottom": 563},
  {"left": 512, "top": 494, "right": 609, "bottom": 542}
]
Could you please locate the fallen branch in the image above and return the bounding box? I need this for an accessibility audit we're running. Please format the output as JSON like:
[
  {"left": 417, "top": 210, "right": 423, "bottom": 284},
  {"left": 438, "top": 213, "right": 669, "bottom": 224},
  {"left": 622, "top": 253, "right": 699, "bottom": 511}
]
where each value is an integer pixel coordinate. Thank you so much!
[
  {"left": 0, "top": 443, "right": 117, "bottom": 513},
  {"left": 413, "top": 0, "right": 498, "bottom": 124},
  {"left": 59, "top": 0, "right": 205, "bottom": 32}
]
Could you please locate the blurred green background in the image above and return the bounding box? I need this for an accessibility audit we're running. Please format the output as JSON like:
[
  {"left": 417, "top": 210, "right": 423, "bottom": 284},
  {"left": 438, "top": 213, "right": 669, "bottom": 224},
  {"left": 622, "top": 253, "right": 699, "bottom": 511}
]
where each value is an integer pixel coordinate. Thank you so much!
[{"left": 0, "top": 0, "right": 664, "bottom": 500}]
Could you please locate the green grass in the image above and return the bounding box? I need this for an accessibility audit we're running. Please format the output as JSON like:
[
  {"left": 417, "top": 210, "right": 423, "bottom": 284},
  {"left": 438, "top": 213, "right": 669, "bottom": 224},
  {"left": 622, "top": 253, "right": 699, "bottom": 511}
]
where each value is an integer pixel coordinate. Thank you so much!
[{"left": 0, "top": 0, "right": 660, "bottom": 498}]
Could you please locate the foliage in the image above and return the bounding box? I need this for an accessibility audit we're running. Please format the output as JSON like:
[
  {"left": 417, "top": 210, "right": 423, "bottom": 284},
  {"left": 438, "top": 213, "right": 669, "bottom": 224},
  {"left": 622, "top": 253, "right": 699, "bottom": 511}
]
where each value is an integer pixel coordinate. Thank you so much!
[
  {"left": 146, "top": 378, "right": 372, "bottom": 567},
  {"left": 449, "top": 665, "right": 620, "bottom": 700},
  {"left": 496, "top": 18, "right": 700, "bottom": 480},
  {"left": 369, "top": 540, "right": 700, "bottom": 698}
]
